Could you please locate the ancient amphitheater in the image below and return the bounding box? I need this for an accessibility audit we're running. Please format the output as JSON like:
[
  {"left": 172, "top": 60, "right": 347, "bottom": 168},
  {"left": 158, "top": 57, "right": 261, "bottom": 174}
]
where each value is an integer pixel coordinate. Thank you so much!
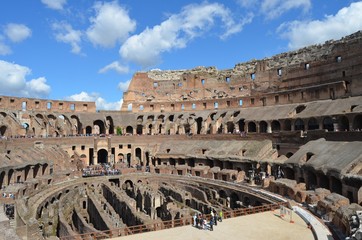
[{"left": 0, "top": 31, "right": 362, "bottom": 240}]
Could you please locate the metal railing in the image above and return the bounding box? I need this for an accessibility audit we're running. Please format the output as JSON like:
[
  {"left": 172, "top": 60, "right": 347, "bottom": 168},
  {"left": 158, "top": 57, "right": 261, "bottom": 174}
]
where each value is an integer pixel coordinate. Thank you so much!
[{"left": 59, "top": 202, "right": 287, "bottom": 240}]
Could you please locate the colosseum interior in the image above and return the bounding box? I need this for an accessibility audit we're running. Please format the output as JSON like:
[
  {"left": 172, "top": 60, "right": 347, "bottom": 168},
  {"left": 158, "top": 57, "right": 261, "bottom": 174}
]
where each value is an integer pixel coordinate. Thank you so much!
[{"left": 0, "top": 31, "right": 362, "bottom": 240}]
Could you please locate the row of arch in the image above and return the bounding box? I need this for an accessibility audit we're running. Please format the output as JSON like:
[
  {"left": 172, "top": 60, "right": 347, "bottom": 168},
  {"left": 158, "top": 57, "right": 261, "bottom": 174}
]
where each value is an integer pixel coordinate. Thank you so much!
[
  {"left": 123, "top": 114, "right": 362, "bottom": 135},
  {"left": 0, "top": 163, "right": 49, "bottom": 189}
]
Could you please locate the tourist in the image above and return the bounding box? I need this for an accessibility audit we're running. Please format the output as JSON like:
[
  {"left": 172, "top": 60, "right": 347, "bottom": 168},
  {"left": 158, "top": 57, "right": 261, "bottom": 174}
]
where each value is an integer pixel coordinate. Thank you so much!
[
  {"left": 218, "top": 210, "right": 223, "bottom": 222},
  {"left": 213, "top": 209, "right": 218, "bottom": 226},
  {"left": 209, "top": 216, "right": 214, "bottom": 231},
  {"left": 193, "top": 213, "right": 197, "bottom": 227}
]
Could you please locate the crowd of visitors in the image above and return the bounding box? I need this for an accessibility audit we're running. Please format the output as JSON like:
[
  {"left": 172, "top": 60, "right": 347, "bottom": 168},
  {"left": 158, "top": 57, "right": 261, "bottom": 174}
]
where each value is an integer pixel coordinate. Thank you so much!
[
  {"left": 82, "top": 164, "right": 120, "bottom": 177},
  {"left": 193, "top": 209, "right": 223, "bottom": 231}
]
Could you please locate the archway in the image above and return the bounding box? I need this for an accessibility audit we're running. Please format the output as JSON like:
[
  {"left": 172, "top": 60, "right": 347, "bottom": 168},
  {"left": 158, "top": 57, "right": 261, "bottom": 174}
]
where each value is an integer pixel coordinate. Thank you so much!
[
  {"left": 271, "top": 120, "right": 281, "bottom": 132},
  {"left": 97, "top": 149, "right": 108, "bottom": 164},
  {"left": 294, "top": 118, "right": 304, "bottom": 131},
  {"left": 259, "top": 121, "right": 268, "bottom": 133},
  {"left": 118, "top": 153, "right": 124, "bottom": 163},
  {"left": 94, "top": 120, "right": 105, "bottom": 134},
  {"left": 85, "top": 126, "right": 92, "bottom": 135},
  {"left": 283, "top": 119, "right": 291, "bottom": 131},
  {"left": 136, "top": 125, "right": 143, "bottom": 135},
  {"left": 126, "top": 126, "right": 133, "bottom": 135},
  {"left": 106, "top": 116, "right": 114, "bottom": 134},
  {"left": 308, "top": 118, "right": 319, "bottom": 130},
  {"left": 323, "top": 117, "right": 334, "bottom": 131},
  {"left": 248, "top": 122, "right": 256, "bottom": 132},
  {"left": 353, "top": 114, "right": 362, "bottom": 131},
  {"left": 339, "top": 116, "right": 349, "bottom": 131},
  {"left": 238, "top": 119, "right": 245, "bottom": 132},
  {"left": 135, "top": 148, "right": 142, "bottom": 165}
]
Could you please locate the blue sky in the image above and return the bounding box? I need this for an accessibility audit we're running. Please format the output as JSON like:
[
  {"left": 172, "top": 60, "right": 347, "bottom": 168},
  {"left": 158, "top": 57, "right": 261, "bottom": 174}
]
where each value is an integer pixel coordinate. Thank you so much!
[{"left": 0, "top": 0, "right": 361, "bottom": 110}]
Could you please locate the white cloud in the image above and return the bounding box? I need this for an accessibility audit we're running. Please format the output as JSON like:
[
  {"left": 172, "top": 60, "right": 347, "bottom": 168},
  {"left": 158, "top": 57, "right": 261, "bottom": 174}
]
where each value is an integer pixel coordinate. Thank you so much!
[
  {"left": 23, "top": 77, "right": 51, "bottom": 98},
  {"left": 261, "top": 0, "right": 311, "bottom": 20},
  {"left": 41, "top": 0, "right": 67, "bottom": 10},
  {"left": 66, "top": 91, "right": 123, "bottom": 110},
  {"left": 99, "top": 61, "right": 129, "bottom": 74},
  {"left": 0, "top": 60, "right": 51, "bottom": 98},
  {"left": 117, "top": 80, "right": 130, "bottom": 92},
  {"left": 236, "top": 0, "right": 310, "bottom": 20},
  {"left": 0, "top": 40, "right": 11, "bottom": 55},
  {"left": 52, "top": 22, "right": 82, "bottom": 54},
  {"left": 4, "top": 23, "right": 32, "bottom": 42},
  {"left": 278, "top": 1, "right": 362, "bottom": 49},
  {"left": 86, "top": 1, "right": 136, "bottom": 48},
  {"left": 237, "top": 0, "right": 258, "bottom": 8},
  {"left": 120, "top": 2, "right": 252, "bottom": 68}
]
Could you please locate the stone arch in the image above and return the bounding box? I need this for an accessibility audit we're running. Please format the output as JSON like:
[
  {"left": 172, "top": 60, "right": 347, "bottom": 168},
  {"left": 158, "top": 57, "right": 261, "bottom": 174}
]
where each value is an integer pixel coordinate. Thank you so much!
[
  {"left": 352, "top": 114, "right": 362, "bottom": 131},
  {"left": 323, "top": 117, "right": 334, "bottom": 131},
  {"left": 135, "top": 148, "right": 142, "bottom": 165},
  {"left": 259, "top": 121, "right": 268, "bottom": 133},
  {"left": 106, "top": 116, "right": 114, "bottom": 134},
  {"left": 294, "top": 118, "right": 304, "bottom": 131},
  {"left": 283, "top": 119, "right": 292, "bottom": 131},
  {"left": 97, "top": 149, "right": 108, "bottom": 164},
  {"left": 85, "top": 126, "right": 92, "bottom": 135},
  {"left": 93, "top": 120, "right": 105, "bottom": 134},
  {"left": 238, "top": 119, "right": 245, "bottom": 132},
  {"left": 307, "top": 117, "right": 319, "bottom": 130},
  {"left": 271, "top": 120, "right": 281, "bottom": 132},
  {"left": 136, "top": 125, "right": 143, "bottom": 135},
  {"left": 70, "top": 115, "right": 81, "bottom": 135},
  {"left": 118, "top": 153, "right": 124, "bottom": 163},
  {"left": 248, "top": 122, "right": 256, "bottom": 132},
  {"left": 338, "top": 115, "right": 349, "bottom": 131},
  {"left": 126, "top": 126, "right": 133, "bottom": 135}
]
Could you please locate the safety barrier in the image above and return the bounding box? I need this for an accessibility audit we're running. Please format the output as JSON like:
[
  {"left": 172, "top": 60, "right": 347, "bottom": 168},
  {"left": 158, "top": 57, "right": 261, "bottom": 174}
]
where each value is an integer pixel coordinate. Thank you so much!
[{"left": 59, "top": 202, "right": 288, "bottom": 240}]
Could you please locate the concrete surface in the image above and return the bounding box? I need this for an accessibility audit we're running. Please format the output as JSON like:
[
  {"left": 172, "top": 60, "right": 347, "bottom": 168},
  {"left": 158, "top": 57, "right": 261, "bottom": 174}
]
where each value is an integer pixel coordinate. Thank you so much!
[{"left": 113, "top": 209, "right": 315, "bottom": 240}]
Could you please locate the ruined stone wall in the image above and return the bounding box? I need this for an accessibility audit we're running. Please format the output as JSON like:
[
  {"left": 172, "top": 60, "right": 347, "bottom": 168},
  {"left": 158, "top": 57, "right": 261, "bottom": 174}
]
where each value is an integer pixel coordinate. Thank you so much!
[
  {"left": 122, "top": 31, "right": 362, "bottom": 113},
  {"left": 0, "top": 95, "right": 96, "bottom": 113}
]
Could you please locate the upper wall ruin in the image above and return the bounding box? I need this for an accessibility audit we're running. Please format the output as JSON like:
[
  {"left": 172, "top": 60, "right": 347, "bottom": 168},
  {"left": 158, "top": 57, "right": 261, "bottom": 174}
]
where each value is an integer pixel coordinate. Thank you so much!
[
  {"left": 122, "top": 31, "right": 362, "bottom": 113},
  {"left": 0, "top": 95, "right": 96, "bottom": 113}
]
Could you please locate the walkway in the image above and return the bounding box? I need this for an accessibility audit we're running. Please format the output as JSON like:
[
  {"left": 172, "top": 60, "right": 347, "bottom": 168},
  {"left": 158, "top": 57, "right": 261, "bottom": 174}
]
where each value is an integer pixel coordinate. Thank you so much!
[{"left": 114, "top": 209, "right": 314, "bottom": 240}]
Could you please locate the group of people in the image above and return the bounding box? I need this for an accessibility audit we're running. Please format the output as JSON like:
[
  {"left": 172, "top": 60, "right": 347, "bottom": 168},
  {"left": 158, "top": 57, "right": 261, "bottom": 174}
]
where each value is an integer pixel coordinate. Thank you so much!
[{"left": 193, "top": 209, "right": 223, "bottom": 231}]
